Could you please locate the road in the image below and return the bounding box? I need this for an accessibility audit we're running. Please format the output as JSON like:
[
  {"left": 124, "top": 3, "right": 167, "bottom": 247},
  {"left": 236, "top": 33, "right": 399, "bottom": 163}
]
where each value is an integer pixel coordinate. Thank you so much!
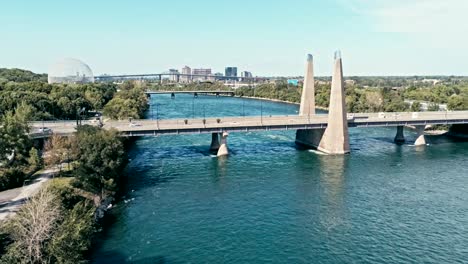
[
  {"left": 28, "top": 111, "right": 468, "bottom": 137},
  {"left": 0, "top": 168, "right": 57, "bottom": 221}
]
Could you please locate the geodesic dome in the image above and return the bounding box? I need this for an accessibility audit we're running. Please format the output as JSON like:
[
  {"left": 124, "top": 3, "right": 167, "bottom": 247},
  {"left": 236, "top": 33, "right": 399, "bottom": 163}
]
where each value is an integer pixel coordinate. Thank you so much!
[{"left": 48, "top": 58, "right": 94, "bottom": 84}]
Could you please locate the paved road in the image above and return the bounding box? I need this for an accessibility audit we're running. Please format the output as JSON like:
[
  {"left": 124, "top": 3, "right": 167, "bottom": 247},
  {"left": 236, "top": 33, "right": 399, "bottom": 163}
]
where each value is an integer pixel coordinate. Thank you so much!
[{"left": 0, "top": 168, "right": 57, "bottom": 221}]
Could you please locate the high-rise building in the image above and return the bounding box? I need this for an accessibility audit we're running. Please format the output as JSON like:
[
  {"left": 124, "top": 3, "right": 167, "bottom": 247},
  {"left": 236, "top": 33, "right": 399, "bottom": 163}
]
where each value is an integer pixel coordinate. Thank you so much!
[
  {"left": 241, "top": 71, "right": 253, "bottom": 78},
  {"left": 192, "top": 68, "right": 212, "bottom": 81},
  {"left": 225, "top": 67, "right": 238, "bottom": 78},
  {"left": 168, "top": 69, "right": 179, "bottom": 82},
  {"left": 181, "top": 66, "right": 191, "bottom": 83}
]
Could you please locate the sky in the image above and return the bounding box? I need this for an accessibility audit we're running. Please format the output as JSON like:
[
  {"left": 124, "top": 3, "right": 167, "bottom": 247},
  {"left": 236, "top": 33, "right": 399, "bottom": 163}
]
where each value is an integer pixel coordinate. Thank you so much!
[{"left": 1, "top": 0, "right": 467, "bottom": 76}]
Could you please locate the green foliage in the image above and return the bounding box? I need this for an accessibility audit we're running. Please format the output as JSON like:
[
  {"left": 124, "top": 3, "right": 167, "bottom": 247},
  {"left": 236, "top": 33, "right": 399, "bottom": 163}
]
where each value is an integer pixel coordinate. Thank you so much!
[
  {"left": 235, "top": 82, "right": 302, "bottom": 104},
  {"left": 427, "top": 102, "right": 440, "bottom": 111},
  {"left": 0, "top": 102, "right": 33, "bottom": 166},
  {"left": 1, "top": 186, "right": 62, "bottom": 264},
  {"left": 0, "top": 168, "right": 26, "bottom": 191},
  {"left": 47, "top": 201, "right": 95, "bottom": 264},
  {"left": 0, "top": 81, "right": 117, "bottom": 120},
  {"left": 410, "top": 101, "right": 422, "bottom": 112},
  {"left": 0, "top": 68, "right": 47, "bottom": 83},
  {"left": 74, "top": 126, "right": 126, "bottom": 196},
  {"left": 1, "top": 179, "right": 98, "bottom": 264},
  {"left": 447, "top": 95, "right": 467, "bottom": 110},
  {"left": 27, "top": 147, "right": 43, "bottom": 172},
  {"left": 103, "top": 81, "right": 148, "bottom": 120}
]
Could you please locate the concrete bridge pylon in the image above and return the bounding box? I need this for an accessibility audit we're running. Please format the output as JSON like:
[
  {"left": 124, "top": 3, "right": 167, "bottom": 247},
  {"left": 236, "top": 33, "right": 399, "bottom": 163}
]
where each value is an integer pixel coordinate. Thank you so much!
[
  {"left": 299, "top": 54, "right": 315, "bottom": 116},
  {"left": 210, "top": 133, "right": 220, "bottom": 151},
  {"left": 295, "top": 54, "right": 325, "bottom": 149},
  {"left": 217, "top": 132, "right": 229, "bottom": 157},
  {"left": 296, "top": 51, "right": 350, "bottom": 154},
  {"left": 318, "top": 51, "right": 350, "bottom": 154}
]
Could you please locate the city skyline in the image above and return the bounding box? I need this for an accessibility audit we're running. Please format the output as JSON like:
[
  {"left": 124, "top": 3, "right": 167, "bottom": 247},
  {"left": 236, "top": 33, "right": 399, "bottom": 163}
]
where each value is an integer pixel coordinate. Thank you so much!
[{"left": 1, "top": 0, "right": 467, "bottom": 76}]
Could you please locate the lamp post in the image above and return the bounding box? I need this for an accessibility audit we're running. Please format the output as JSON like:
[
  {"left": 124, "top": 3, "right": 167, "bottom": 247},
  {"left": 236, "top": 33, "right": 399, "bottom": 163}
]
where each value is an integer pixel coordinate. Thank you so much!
[
  {"left": 192, "top": 97, "right": 195, "bottom": 119},
  {"left": 156, "top": 103, "right": 159, "bottom": 129},
  {"left": 40, "top": 101, "right": 45, "bottom": 131},
  {"left": 260, "top": 100, "right": 263, "bottom": 125},
  {"left": 242, "top": 100, "right": 245, "bottom": 117}
]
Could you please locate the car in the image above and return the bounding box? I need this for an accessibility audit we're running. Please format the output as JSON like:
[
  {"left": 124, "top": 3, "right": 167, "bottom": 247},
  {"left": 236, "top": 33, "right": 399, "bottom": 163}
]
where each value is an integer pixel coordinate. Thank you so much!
[
  {"left": 38, "top": 127, "right": 52, "bottom": 133},
  {"left": 129, "top": 123, "right": 141, "bottom": 127}
]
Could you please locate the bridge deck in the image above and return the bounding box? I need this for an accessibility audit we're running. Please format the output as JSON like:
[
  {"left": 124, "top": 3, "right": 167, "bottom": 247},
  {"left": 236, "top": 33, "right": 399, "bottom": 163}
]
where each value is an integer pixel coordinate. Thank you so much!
[
  {"left": 145, "top": 90, "right": 234, "bottom": 95},
  {"left": 29, "top": 111, "right": 468, "bottom": 137}
]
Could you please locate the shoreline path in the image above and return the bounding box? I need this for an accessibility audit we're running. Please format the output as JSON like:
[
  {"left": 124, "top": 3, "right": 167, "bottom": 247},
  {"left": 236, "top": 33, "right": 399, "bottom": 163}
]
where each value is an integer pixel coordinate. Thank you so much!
[{"left": 0, "top": 168, "right": 58, "bottom": 221}]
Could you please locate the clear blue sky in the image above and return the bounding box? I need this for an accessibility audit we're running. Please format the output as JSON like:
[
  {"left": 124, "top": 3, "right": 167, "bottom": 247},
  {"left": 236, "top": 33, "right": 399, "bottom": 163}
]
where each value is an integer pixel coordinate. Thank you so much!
[{"left": 1, "top": 0, "right": 467, "bottom": 76}]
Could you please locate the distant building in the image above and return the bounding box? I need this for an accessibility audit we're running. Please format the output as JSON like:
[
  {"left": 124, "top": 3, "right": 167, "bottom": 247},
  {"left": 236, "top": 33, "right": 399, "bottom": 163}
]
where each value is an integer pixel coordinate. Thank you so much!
[
  {"left": 419, "top": 79, "right": 442, "bottom": 86},
  {"left": 241, "top": 71, "right": 253, "bottom": 78},
  {"left": 214, "top": 72, "right": 224, "bottom": 81},
  {"left": 180, "top": 66, "right": 191, "bottom": 83},
  {"left": 225, "top": 67, "right": 238, "bottom": 79},
  {"left": 168, "top": 69, "right": 179, "bottom": 82},
  {"left": 344, "top": 79, "right": 356, "bottom": 86},
  {"left": 193, "top": 68, "right": 212, "bottom": 81}
]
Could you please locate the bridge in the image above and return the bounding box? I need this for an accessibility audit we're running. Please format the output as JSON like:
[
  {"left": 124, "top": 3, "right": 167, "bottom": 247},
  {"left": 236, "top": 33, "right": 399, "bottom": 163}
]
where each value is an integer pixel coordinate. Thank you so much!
[
  {"left": 95, "top": 73, "right": 265, "bottom": 83},
  {"left": 145, "top": 90, "right": 235, "bottom": 97},
  {"left": 30, "top": 111, "right": 468, "bottom": 150},
  {"left": 31, "top": 52, "right": 468, "bottom": 156}
]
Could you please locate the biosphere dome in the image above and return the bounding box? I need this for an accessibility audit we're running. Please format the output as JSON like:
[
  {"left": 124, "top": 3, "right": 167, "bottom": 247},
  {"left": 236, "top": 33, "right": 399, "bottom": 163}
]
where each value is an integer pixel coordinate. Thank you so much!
[{"left": 48, "top": 58, "right": 94, "bottom": 84}]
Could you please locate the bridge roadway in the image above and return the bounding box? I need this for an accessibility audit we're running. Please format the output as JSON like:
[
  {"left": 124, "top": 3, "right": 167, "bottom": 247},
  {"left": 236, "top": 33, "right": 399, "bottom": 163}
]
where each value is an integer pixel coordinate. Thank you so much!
[
  {"left": 95, "top": 73, "right": 261, "bottom": 81},
  {"left": 29, "top": 111, "right": 468, "bottom": 137},
  {"left": 145, "top": 90, "right": 234, "bottom": 96}
]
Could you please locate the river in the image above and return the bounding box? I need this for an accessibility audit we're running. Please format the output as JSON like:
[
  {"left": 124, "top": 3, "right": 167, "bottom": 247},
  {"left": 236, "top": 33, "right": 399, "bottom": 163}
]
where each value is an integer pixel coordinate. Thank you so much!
[{"left": 91, "top": 94, "right": 468, "bottom": 263}]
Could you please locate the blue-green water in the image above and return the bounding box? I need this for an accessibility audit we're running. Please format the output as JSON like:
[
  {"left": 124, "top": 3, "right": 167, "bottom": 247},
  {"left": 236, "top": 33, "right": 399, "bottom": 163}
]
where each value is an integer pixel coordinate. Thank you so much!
[{"left": 91, "top": 94, "right": 468, "bottom": 263}]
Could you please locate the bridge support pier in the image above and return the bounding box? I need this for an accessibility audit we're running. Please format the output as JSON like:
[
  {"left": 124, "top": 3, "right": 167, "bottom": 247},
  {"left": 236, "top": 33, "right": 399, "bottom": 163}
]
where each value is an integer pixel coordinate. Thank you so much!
[
  {"left": 296, "top": 129, "right": 325, "bottom": 149},
  {"left": 414, "top": 125, "right": 426, "bottom": 146},
  {"left": 394, "top": 126, "right": 405, "bottom": 144},
  {"left": 217, "top": 132, "right": 229, "bottom": 157},
  {"left": 210, "top": 133, "right": 220, "bottom": 151}
]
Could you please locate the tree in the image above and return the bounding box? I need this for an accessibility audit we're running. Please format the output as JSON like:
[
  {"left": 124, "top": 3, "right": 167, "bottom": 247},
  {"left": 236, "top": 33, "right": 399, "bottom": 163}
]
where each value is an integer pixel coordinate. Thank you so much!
[
  {"left": 2, "top": 186, "right": 62, "bottom": 263},
  {"left": 427, "top": 102, "right": 440, "bottom": 111},
  {"left": 0, "top": 102, "right": 33, "bottom": 165},
  {"left": 74, "top": 126, "right": 126, "bottom": 200},
  {"left": 44, "top": 135, "right": 68, "bottom": 174},
  {"left": 47, "top": 201, "right": 95, "bottom": 264},
  {"left": 447, "top": 95, "right": 467, "bottom": 110},
  {"left": 103, "top": 83, "right": 148, "bottom": 120},
  {"left": 27, "top": 147, "right": 43, "bottom": 172},
  {"left": 410, "top": 101, "right": 422, "bottom": 112}
]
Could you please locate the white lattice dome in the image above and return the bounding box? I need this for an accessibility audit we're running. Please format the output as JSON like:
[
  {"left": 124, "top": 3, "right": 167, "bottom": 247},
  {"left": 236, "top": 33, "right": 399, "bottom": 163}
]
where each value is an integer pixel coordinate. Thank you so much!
[{"left": 48, "top": 58, "right": 94, "bottom": 84}]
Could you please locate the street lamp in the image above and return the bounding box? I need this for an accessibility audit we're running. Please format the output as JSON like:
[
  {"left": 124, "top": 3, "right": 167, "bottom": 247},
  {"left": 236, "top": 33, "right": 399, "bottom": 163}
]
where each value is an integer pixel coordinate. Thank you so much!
[
  {"left": 260, "top": 100, "right": 263, "bottom": 125},
  {"left": 156, "top": 103, "right": 159, "bottom": 129},
  {"left": 242, "top": 100, "right": 245, "bottom": 117},
  {"left": 192, "top": 96, "right": 195, "bottom": 119}
]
